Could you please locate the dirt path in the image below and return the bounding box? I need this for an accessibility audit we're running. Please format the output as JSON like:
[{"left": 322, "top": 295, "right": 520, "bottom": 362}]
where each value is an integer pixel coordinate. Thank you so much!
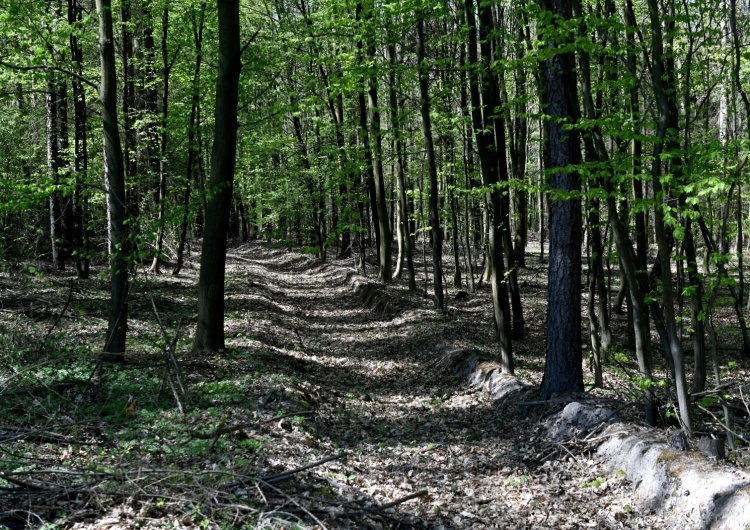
[
  {"left": 1, "top": 240, "right": 681, "bottom": 529},
  {"left": 212, "top": 242, "right": 670, "bottom": 529}
]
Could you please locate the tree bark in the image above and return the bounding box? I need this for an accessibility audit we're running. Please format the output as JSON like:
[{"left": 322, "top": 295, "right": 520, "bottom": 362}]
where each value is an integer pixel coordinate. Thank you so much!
[
  {"left": 97, "top": 0, "right": 129, "bottom": 359},
  {"left": 193, "top": 0, "right": 241, "bottom": 353},
  {"left": 69, "top": 0, "right": 89, "bottom": 278},
  {"left": 539, "top": 0, "right": 583, "bottom": 397},
  {"left": 646, "top": 0, "right": 692, "bottom": 434},
  {"left": 151, "top": 7, "right": 173, "bottom": 273},
  {"left": 387, "top": 42, "right": 416, "bottom": 290}
]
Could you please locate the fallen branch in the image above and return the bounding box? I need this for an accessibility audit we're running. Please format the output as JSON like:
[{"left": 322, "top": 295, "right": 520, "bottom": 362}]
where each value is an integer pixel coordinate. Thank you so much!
[
  {"left": 375, "top": 489, "right": 428, "bottom": 511},
  {"left": 696, "top": 404, "right": 750, "bottom": 445},
  {"left": 38, "top": 280, "right": 75, "bottom": 350},
  {"left": 185, "top": 411, "right": 313, "bottom": 442},
  {"left": 257, "top": 479, "right": 329, "bottom": 530},
  {"left": 222, "top": 451, "right": 349, "bottom": 491}
]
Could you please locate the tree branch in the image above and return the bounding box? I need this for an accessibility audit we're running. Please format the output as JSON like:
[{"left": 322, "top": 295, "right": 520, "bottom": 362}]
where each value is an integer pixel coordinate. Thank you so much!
[{"left": 0, "top": 60, "right": 98, "bottom": 90}]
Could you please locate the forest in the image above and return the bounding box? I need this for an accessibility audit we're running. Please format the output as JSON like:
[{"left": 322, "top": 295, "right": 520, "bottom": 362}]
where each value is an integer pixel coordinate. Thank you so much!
[{"left": 2, "top": 0, "right": 750, "bottom": 528}]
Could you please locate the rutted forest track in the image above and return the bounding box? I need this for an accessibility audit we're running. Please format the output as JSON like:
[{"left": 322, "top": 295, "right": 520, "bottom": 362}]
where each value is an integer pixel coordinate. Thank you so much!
[{"left": 1, "top": 241, "right": 741, "bottom": 529}]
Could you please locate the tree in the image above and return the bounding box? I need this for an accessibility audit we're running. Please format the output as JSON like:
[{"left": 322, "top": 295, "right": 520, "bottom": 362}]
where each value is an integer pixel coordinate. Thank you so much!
[
  {"left": 193, "top": 0, "right": 241, "bottom": 352},
  {"left": 96, "top": 0, "right": 129, "bottom": 359},
  {"left": 416, "top": 11, "right": 443, "bottom": 311},
  {"left": 464, "top": 0, "right": 513, "bottom": 373},
  {"left": 539, "top": 0, "right": 583, "bottom": 396}
]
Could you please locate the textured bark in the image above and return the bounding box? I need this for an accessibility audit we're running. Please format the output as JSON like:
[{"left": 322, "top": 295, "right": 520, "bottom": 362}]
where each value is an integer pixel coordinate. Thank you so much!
[
  {"left": 540, "top": 0, "right": 583, "bottom": 397},
  {"left": 478, "top": 3, "right": 524, "bottom": 340},
  {"left": 97, "top": 0, "right": 129, "bottom": 358},
  {"left": 193, "top": 0, "right": 241, "bottom": 353},
  {"left": 366, "top": 15, "right": 391, "bottom": 282}
]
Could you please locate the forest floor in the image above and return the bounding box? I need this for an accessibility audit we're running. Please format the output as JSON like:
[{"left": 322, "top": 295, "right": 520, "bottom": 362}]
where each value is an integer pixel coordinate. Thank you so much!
[{"left": 2, "top": 240, "right": 750, "bottom": 529}]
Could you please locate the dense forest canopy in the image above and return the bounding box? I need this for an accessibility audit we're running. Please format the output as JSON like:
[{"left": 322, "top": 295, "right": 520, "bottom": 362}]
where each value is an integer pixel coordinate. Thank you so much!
[{"left": 3, "top": 0, "right": 750, "bottom": 438}]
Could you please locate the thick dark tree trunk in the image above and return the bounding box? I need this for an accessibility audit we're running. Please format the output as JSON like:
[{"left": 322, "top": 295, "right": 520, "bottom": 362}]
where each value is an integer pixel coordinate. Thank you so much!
[
  {"left": 97, "top": 0, "right": 129, "bottom": 359},
  {"left": 540, "top": 0, "right": 583, "bottom": 397},
  {"left": 193, "top": 0, "right": 241, "bottom": 353}
]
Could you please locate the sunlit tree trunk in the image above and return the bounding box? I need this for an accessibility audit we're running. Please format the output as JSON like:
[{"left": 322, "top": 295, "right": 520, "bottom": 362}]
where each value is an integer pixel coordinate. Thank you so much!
[{"left": 464, "top": 0, "right": 512, "bottom": 372}]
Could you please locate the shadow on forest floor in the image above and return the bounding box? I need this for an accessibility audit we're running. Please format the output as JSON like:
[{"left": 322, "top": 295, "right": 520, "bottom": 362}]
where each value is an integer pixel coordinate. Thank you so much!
[{"left": 1, "top": 239, "right": 750, "bottom": 529}]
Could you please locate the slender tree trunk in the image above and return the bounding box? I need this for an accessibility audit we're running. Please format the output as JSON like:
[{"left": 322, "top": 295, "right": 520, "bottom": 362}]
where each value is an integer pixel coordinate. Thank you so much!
[
  {"left": 416, "top": 15, "right": 443, "bottom": 310},
  {"left": 510, "top": 17, "right": 528, "bottom": 268},
  {"left": 647, "top": 0, "right": 692, "bottom": 434},
  {"left": 464, "top": 0, "right": 512, "bottom": 372},
  {"left": 121, "top": 0, "right": 138, "bottom": 221},
  {"left": 193, "top": 0, "right": 241, "bottom": 353},
  {"left": 174, "top": 2, "right": 206, "bottom": 275},
  {"left": 151, "top": 8, "right": 172, "bottom": 273},
  {"left": 69, "top": 0, "right": 89, "bottom": 278},
  {"left": 387, "top": 42, "right": 416, "bottom": 290},
  {"left": 46, "top": 72, "right": 64, "bottom": 270},
  {"left": 366, "top": 18, "right": 391, "bottom": 282},
  {"left": 97, "top": 0, "right": 129, "bottom": 360}
]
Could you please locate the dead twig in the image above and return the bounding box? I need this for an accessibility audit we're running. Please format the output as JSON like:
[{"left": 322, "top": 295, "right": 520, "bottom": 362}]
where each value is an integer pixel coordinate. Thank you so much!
[
  {"left": 185, "top": 411, "right": 313, "bottom": 443},
  {"left": 147, "top": 287, "right": 187, "bottom": 414},
  {"left": 374, "top": 489, "right": 428, "bottom": 511},
  {"left": 696, "top": 404, "right": 750, "bottom": 445},
  {"left": 257, "top": 479, "right": 329, "bottom": 530},
  {"left": 38, "top": 280, "right": 75, "bottom": 351}
]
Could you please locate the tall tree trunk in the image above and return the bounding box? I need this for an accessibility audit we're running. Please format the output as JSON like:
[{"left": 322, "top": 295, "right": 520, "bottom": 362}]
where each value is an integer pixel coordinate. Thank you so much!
[
  {"left": 509, "top": 17, "right": 528, "bottom": 268},
  {"left": 416, "top": 15, "right": 443, "bottom": 310},
  {"left": 152, "top": 7, "right": 173, "bottom": 273},
  {"left": 46, "top": 72, "right": 64, "bottom": 271},
  {"left": 121, "top": 0, "right": 138, "bottom": 221},
  {"left": 365, "top": 7, "right": 391, "bottom": 282},
  {"left": 478, "top": 3, "right": 524, "bottom": 340},
  {"left": 647, "top": 0, "right": 692, "bottom": 434},
  {"left": 174, "top": 2, "right": 206, "bottom": 276},
  {"left": 539, "top": 0, "right": 583, "bottom": 397},
  {"left": 69, "top": 0, "right": 89, "bottom": 278},
  {"left": 387, "top": 42, "right": 416, "bottom": 290},
  {"left": 97, "top": 0, "right": 129, "bottom": 360},
  {"left": 193, "top": 0, "right": 241, "bottom": 353},
  {"left": 464, "top": 0, "right": 512, "bottom": 372}
]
